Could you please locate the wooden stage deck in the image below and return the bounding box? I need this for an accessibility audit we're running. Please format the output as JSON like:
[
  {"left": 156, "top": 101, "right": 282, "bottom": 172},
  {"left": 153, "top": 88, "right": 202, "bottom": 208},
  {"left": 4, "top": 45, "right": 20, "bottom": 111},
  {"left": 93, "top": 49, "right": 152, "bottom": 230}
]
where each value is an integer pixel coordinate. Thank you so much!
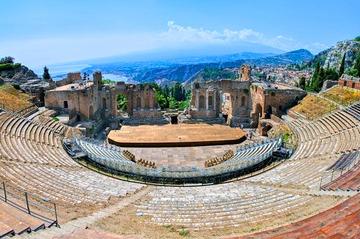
[{"left": 107, "top": 124, "right": 246, "bottom": 147}]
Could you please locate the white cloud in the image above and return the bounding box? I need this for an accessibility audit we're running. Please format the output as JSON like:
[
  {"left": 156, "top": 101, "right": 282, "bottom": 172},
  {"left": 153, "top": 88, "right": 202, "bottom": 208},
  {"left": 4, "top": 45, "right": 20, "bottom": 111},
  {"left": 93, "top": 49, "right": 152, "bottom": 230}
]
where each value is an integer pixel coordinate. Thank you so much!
[
  {"left": 161, "top": 21, "right": 328, "bottom": 53},
  {"left": 0, "top": 21, "right": 327, "bottom": 67}
]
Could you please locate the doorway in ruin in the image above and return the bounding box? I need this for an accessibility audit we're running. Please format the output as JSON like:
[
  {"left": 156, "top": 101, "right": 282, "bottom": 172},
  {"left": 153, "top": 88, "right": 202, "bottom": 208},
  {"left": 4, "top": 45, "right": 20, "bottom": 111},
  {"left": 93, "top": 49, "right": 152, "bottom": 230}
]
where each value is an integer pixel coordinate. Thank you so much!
[
  {"left": 253, "top": 103, "right": 263, "bottom": 126},
  {"left": 199, "top": 95, "right": 206, "bottom": 110},
  {"left": 136, "top": 97, "right": 141, "bottom": 110},
  {"left": 170, "top": 115, "right": 178, "bottom": 124},
  {"left": 221, "top": 93, "right": 231, "bottom": 115}
]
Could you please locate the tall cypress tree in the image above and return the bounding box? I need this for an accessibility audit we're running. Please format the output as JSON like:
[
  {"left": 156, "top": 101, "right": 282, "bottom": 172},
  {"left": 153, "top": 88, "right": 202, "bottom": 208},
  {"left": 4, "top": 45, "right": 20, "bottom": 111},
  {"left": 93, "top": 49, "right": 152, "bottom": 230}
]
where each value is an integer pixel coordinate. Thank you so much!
[
  {"left": 309, "top": 61, "right": 320, "bottom": 91},
  {"left": 354, "top": 52, "right": 360, "bottom": 77},
  {"left": 339, "top": 54, "right": 345, "bottom": 77},
  {"left": 43, "top": 66, "right": 51, "bottom": 80}
]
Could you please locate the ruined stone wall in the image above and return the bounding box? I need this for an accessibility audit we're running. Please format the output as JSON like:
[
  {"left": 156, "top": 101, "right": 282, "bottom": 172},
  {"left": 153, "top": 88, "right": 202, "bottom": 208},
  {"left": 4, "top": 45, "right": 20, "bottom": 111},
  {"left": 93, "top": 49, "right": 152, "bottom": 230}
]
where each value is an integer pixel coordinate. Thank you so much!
[
  {"left": 338, "top": 74, "right": 360, "bottom": 89},
  {"left": 239, "top": 65, "right": 251, "bottom": 81}
]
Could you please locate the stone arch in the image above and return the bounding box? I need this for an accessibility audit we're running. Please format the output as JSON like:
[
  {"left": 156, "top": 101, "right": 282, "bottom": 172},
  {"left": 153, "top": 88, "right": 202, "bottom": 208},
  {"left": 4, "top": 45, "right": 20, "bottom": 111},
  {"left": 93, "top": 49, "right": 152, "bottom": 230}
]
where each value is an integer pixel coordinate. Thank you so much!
[{"left": 199, "top": 95, "right": 206, "bottom": 110}]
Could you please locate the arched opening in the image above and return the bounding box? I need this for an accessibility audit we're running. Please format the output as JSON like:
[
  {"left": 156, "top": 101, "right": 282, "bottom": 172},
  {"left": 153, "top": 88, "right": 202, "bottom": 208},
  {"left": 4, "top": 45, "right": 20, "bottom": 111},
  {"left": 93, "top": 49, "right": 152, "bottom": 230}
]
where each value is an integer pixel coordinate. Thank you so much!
[
  {"left": 136, "top": 97, "right": 141, "bottom": 109},
  {"left": 253, "top": 103, "right": 263, "bottom": 127},
  {"left": 63, "top": 101, "right": 68, "bottom": 109},
  {"left": 241, "top": 96, "right": 246, "bottom": 107},
  {"left": 116, "top": 94, "right": 128, "bottom": 112},
  {"left": 199, "top": 95, "right": 205, "bottom": 110},
  {"left": 144, "top": 98, "right": 149, "bottom": 109},
  {"left": 256, "top": 104, "right": 263, "bottom": 118},
  {"left": 208, "top": 95, "right": 213, "bottom": 109},
  {"left": 221, "top": 93, "right": 231, "bottom": 116},
  {"left": 265, "top": 105, "right": 272, "bottom": 119},
  {"left": 102, "top": 98, "right": 107, "bottom": 109}
]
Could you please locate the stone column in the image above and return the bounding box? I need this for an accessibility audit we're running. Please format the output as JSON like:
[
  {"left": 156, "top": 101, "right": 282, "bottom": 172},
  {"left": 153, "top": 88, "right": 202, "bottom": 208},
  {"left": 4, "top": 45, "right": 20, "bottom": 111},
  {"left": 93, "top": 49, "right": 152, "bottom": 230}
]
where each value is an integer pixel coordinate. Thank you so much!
[
  {"left": 195, "top": 90, "right": 200, "bottom": 110},
  {"left": 206, "top": 90, "right": 209, "bottom": 110},
  {"left": 213, "top": 91, "right": 216, "bottom": 111}
]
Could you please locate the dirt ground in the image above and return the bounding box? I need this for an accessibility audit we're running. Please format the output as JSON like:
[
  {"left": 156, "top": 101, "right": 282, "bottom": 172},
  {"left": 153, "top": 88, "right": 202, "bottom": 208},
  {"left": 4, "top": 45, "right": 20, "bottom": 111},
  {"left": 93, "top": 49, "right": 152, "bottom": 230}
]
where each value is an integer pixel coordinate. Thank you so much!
[{"left": 90, "top": 194, "right": 343, "bottom": 239}]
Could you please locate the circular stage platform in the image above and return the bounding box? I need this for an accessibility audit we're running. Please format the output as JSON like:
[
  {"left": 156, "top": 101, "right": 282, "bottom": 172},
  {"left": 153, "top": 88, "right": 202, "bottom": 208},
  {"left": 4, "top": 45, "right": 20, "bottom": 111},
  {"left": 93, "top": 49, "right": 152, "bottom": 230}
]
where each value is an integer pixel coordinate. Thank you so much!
[{"left": 108, "top": 124, "right": 246, "bottom": 147}]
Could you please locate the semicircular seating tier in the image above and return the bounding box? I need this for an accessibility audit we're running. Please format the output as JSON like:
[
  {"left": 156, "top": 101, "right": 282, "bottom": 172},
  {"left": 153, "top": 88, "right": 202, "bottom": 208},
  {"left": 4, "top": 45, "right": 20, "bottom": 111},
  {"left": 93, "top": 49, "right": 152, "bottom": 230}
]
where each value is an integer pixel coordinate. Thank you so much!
[{"left": 1, "top": 101, "right": 360, "bottom": 237}]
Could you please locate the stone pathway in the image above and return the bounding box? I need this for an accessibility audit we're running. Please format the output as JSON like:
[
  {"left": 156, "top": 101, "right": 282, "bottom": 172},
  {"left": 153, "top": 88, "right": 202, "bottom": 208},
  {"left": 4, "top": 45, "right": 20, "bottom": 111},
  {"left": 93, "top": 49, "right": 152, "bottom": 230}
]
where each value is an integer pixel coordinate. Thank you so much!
[{"left": 15, "top": 186, "right": 153, "bottom": 239}]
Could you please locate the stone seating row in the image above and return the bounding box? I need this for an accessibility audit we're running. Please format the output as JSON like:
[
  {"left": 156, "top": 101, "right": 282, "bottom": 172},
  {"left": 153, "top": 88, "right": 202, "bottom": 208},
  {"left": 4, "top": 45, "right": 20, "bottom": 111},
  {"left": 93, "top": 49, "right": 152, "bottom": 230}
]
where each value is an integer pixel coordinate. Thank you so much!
[
  {"left": 344, "top": 102, "right": 360, "bottom": 121},
  {"left": 322, "top": 160, "right": 360, "bottom": 191},
  {"left": 0, "top": 201, "right": 52, "bottom": 237},
  {"left": 327, "top": 151, "right": 360, "bottom": 171},
  {"left": 246, "top": 106, "right": 360, "bottom": 189},
  {"left": 135, "top": 182, "right": 312, "bottom": 230},
  {"left": 0, "top": 113, "right": 144, "bottom": 205},
  {"left": 237, "top": 193, "right": 360, "bottom": 239},
  {"left": 34, "top": 116, "right": 68, "bottom": 136},
  {"left": 0, "top": 160, "right": 142, "bottom": 204},
  {"left": 289, "top": 110, "right": 359, "bottom": 143}
]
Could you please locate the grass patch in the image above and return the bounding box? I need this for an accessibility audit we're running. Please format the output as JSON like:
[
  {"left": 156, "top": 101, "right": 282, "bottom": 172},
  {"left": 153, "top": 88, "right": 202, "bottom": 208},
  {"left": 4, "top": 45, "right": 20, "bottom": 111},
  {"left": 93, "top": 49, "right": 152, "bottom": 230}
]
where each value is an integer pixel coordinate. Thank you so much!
[
  {"left": 0, "top": 83, "right": 33, "bottom": 111},
  {"left": 291, "top": 94, "right": 338, "bottom": 120},
  {"left": 179, "top": 227, "right": 190, "bottom": 237},
  {"left": 321, "top": 86, "right": 360, "bottom": 106},
  {"left": 268, "top": 124, "right": 297, "bottom": 149}
]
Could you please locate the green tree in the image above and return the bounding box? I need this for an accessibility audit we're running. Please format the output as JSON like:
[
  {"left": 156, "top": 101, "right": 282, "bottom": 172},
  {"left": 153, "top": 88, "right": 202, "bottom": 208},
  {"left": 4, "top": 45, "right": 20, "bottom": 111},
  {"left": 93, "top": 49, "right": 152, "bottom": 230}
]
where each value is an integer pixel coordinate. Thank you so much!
[
  {"left": 339, "top": 54, "right": 345, "bottom": 77},
  {"left": 308, "top": 62, "right": 320, "bottom": 91},
  {"left": 0, "top": 56, "right": 14, "bottom": 64},
  {"left": 43, "top": 66, "right": 51, "bottom": 80},
  {"left": 298, "top": 76, "right": 306, "bottom": 90},
  {"left": 354, "top": 52, "right": 360, "bottom": 77},
  {"left": 172, "top": 82, "right": 185, "bottom": 101},
  {"left": 117, "top": 94, "right": 128, "bottom": 111}
]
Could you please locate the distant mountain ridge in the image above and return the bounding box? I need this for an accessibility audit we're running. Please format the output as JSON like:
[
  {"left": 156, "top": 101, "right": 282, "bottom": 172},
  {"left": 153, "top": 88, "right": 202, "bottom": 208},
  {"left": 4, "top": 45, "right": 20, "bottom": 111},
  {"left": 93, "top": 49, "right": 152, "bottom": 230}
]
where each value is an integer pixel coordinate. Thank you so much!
[{"left": 83, "top": 49, "right": 313, "bottom": 85}]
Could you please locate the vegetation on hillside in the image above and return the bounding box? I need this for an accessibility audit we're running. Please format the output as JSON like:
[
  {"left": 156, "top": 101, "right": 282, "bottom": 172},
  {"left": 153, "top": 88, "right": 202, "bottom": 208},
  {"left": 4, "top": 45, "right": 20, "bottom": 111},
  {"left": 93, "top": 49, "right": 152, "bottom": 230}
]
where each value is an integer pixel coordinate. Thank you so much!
[
  {"left": 321, "top": 86, "right": 360, "bottom": 106},
  {"left": 0, "top": 56, "right": 21, "bottom": 71},
  {"left": 152, "top": 82, "right": 190, "bottom": 110},
  {"left": 346, "top": 51, "right": 360, "bottom": 77},
  {"left": 101, "top": 78, "right": 116, "bottom": 84},
  {"left": 305, "top": 62, "right": 339, "bottom": 92},
  {"left": 355, "top": 36, "right": 360, "bottom": 42},
  {"left": 0, "top": 83, "right": 33, "bottom": 111},
  {"left": 202, "top": 68, "right": 237, "bottom": 81},
  {"left": 291, "top": 94, "right": 338, "bottom": 120}
]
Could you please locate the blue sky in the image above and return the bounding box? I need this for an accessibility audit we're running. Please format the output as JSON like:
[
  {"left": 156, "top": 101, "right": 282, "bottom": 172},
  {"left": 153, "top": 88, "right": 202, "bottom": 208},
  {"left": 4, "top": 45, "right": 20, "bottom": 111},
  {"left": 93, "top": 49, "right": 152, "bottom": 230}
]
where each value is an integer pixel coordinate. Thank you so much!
[{"left": 0, "top": 0, "right": 359, "bottom": 67}]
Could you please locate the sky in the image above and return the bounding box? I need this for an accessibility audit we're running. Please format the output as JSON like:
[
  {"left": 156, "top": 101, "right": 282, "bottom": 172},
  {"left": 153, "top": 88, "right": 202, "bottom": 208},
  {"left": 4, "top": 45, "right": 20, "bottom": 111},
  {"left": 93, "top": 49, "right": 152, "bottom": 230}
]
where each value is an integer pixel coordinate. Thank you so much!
[{"left": 0, "top": 0, "right": 359, "bottom": 67}]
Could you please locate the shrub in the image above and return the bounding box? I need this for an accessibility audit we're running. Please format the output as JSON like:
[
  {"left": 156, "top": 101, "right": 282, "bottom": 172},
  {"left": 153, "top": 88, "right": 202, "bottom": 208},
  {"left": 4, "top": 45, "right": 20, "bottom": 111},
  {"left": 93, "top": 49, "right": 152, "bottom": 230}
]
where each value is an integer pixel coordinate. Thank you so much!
[{"left": 178, "top": 228, "right": 189, "bottom": 237}]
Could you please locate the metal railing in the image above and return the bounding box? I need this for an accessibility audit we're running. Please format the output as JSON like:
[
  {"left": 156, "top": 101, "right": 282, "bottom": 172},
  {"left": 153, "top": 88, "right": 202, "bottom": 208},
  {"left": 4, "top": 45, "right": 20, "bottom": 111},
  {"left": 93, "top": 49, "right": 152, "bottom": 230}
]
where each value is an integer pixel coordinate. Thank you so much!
[
  {"left": 319, "top": 154, "right": 360, "bottom": 190},
  {"left": 0, "top": 181, "right": 58, "bottom": 227}
]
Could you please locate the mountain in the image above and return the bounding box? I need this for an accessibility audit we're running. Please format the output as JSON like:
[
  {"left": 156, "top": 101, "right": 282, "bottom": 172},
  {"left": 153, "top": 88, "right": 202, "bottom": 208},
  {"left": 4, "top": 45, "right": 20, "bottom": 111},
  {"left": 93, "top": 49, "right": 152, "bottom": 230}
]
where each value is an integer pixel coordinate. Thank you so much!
[
  {"left": 0, "top": 62, "right": 38, "bottom": 84},
  {"left": 83, "top": 49, "right": 313, "bottom": 85},
  {"left": 311, "top": 38, "right": 360, "bottom": 70}
]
